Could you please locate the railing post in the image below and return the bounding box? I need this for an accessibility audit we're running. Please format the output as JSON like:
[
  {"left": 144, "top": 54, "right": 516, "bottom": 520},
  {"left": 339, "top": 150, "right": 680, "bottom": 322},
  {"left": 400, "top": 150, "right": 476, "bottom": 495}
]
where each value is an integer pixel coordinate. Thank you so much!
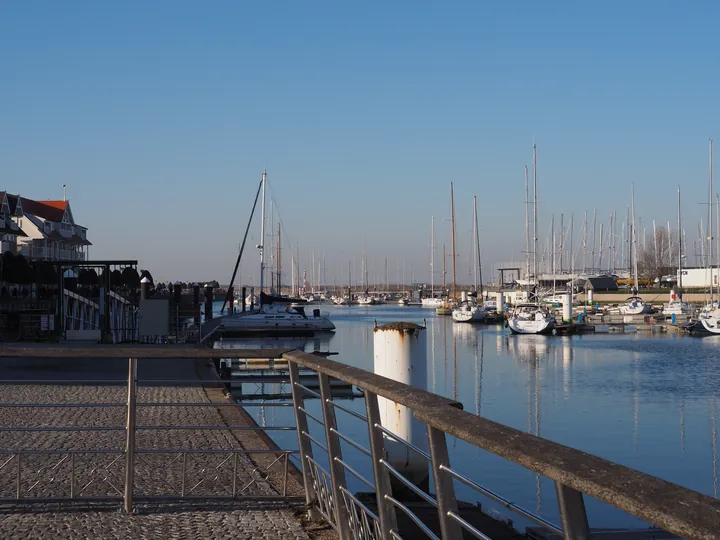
[
  {"left": 289, "top": 360, "right": 318, "bottom": 520},
  {"left": 555, "top": 482, "right": 591, "bottom": 540},
  {"left": 365, "top": 390, "right": 398, "bottom": 540},
  {"left": 427, "top": 426, "right": 463, "bottom": 539},
  {"left": 318, "top": 372, "right": 351, "bottom": 539},
  {"left": 124, "top": 357, "right": 137, "bottom": 514}
]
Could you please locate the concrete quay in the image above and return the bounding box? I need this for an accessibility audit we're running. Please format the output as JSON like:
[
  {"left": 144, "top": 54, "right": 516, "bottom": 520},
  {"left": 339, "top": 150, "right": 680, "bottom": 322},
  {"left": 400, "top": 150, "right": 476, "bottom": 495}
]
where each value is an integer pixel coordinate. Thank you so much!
[{"left": 0, "top": 347, "right": 322, "bottom": 540}]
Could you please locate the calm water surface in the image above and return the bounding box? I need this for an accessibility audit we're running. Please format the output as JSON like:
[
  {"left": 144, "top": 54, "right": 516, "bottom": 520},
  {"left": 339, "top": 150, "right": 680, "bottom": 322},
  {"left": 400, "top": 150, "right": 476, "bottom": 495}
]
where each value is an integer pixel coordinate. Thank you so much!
[{"left": 218, "top": 304, "right": 720, "bottom": 530}]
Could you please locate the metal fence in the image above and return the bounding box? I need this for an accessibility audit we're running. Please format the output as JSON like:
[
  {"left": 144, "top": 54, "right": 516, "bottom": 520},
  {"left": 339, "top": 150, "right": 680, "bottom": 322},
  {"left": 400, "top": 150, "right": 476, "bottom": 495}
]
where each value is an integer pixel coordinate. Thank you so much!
[
  {"left": 0, "top": 346, "right": 719, "bottom": 540},
  {"left": 0, "top": 347, "right": 301, "bottom": 512}
]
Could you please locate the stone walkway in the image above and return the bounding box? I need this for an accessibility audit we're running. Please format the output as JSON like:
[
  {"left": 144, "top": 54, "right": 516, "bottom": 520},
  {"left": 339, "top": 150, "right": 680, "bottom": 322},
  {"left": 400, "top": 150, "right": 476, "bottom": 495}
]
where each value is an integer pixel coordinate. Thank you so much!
[{"left": 0, "top": 351, "right": 317, "bottom": 539}]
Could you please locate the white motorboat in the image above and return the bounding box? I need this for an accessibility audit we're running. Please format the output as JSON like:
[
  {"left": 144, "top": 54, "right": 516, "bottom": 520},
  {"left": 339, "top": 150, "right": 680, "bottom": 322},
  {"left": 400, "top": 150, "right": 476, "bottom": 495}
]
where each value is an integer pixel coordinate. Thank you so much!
[
  {"left": 452, "top": 300, "right": 487, "bottom": 322},
  {"left": 507, "top": 303, "right": 555, "bottom": 334},
  {"left": 619, "top": 296, "right": 652, "bottom": 315},
  {"left": 397, "top": 297, "right": 409, "bottom": 306}
]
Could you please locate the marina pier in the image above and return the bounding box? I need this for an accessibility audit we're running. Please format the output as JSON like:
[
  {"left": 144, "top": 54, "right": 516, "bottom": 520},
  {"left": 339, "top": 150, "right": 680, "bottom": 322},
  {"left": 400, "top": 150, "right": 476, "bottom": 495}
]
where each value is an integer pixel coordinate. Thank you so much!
[{"left": 0, "top": 344, "right": 718, "bottom": 539}]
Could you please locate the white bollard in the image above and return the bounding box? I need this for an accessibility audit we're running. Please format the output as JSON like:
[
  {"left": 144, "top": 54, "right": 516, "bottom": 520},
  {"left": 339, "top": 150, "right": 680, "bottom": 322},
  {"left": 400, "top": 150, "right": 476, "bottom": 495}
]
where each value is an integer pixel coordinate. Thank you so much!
[
  {"left": 587, "top": 289, "right": 594, "bottom": 305},
  {"left": 373, "top": 322, "right": 428, "bottom": 491},
  {"left": 497, "top": 291, "right": 505, "bottom": 314},
  {"left": 562, "top": 294, "right": 572, "bottom": 323}
]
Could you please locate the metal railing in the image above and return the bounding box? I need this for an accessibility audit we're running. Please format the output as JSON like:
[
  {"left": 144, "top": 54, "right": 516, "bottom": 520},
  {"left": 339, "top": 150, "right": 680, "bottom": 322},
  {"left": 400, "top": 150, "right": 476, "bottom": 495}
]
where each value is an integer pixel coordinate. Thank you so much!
[
  {"left": 0, "top": 346, "right": 301, "bottom": 512},
  {"left": 0, "top": 346, "right": 719, "bottom": 540}
]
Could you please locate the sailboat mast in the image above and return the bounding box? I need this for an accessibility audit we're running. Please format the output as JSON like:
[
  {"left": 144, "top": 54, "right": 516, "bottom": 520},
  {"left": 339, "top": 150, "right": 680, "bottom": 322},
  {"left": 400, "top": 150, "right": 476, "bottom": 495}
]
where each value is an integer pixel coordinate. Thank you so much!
[
  {"left": 473, "top": 198, "right": 478, "bottom": 291},
  {"left": 277, "top": 223, "right": 281, "bottom": 294},
  {"left": 710, "top": 139, "right": 714, "bottom": 301},
  {"left": 450, "top": 182, "right": 457, "bottom": 302},
  {"left": 631, "top": 184, "right": 638, "bottom": 293},
  {"left": 525, "top": 165, "right": 530, "bottom": 280},
  {"left": 474, "top": 196, "right": 483, "bottom": 297},
  {"left": 442, "top": 244, "right": 447, "bottom": 293},
  {"left": 431, "top": 216, "right": 435, "bottom": 296},
  {"left": 678, "top": 186, "right": 683, "bottom": 290},
  {"left": 533, "top": 144, "right": 538, "bottom": 295},
  {"left": 591, "top": 208, "right": 597, "bottom": 272},
  {"left": 259, "top": 170, "right": 267, "bottom": 294},
  {"left": 551, "top": 214, "right": 555, "bottom": 297}
]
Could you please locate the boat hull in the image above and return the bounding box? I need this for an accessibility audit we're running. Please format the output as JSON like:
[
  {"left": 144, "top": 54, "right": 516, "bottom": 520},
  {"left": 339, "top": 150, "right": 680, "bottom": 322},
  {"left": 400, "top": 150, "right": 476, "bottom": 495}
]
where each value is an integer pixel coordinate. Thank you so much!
[
  {"left": 452, "top": 307, "right": 488, "bottom": 323},
  {"left": 422, "top": 298, "right": 444, "bottom": 308},
  {"left": 507, "top": 317, "right": 555, "bottom": 335}
]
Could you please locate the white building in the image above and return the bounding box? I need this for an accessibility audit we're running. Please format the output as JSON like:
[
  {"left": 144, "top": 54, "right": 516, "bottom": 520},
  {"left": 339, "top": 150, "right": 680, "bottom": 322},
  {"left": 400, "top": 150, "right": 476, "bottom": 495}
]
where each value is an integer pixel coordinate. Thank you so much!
[
  {"left": 678, "top": 267, "right": 720, "bottom": 289},
  {"left": 0, "top": 191, "right": 28, "bottom": 254},
  {"left": 8, "top": 194, "right": 91, "bottom": 261}
]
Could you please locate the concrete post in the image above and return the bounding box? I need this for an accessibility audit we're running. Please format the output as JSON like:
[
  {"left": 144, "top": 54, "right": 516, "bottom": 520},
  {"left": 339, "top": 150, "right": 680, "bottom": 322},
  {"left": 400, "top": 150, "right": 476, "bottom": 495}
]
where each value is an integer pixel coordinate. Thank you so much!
[
  {"left": 587, "top": 289, "right": 594, "bottom": 306},
  {"left": 562, "top": 293, "right": 572, "bottom": 324},
  {"left": 497, "top": 291, "right": 505, "bottom": 315},
  {"left": 241, "top": 286, "right": 247, "bottom": 313},
  {"left": 373, "top": 321, "right": 429, "bottom": 493}
]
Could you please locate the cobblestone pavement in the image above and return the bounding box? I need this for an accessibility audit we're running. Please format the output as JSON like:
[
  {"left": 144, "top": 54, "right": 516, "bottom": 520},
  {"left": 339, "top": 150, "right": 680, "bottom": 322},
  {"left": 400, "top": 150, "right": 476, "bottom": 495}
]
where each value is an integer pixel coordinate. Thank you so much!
[{"left": 0, "top": 352, "right": 315, "bottom": 539}]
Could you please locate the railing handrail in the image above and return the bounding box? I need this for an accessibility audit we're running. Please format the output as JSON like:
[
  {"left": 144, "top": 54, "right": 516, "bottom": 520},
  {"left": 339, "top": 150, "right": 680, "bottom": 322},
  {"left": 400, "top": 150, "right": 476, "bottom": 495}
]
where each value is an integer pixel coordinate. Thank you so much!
[{"left": 2, "top": 345, "right": 720, "bottom": 538}]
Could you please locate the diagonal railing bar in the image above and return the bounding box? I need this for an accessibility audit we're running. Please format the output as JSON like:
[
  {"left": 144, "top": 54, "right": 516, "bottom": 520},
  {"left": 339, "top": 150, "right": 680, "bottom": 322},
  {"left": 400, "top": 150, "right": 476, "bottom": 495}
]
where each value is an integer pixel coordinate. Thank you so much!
[
  {"left": 134, "top": 453, "right": 184, "bottom": 496},
  {"left": 75, "top": 454, "right": 125, "bottom": 497},
  {"left": 185, "top": 453, "right": 234, "bottom": 496},
  {"left": 23, "top": 454, "right": 72, "bottom": 497}
]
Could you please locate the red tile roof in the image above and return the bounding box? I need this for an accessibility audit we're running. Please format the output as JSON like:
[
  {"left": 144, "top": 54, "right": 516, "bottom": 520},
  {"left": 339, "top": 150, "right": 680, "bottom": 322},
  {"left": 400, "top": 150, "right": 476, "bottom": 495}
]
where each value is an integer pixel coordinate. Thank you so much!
[{"left": 19, "top": 197, "right": 66, "bottom": 221}]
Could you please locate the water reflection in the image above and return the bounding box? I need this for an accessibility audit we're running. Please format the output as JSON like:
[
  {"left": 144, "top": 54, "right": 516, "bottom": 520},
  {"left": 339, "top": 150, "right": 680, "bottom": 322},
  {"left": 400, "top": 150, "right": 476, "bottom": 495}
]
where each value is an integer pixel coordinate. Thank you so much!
[{"left": 217, "top": 304, "right": 720, "bottom": 529}]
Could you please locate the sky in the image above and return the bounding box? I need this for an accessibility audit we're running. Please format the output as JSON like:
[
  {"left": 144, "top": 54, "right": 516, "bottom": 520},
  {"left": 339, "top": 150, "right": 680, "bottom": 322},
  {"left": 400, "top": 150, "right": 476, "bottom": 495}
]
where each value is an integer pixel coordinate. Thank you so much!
[{"left": 2, "top": 1, "right": 720, "bottom": 285}]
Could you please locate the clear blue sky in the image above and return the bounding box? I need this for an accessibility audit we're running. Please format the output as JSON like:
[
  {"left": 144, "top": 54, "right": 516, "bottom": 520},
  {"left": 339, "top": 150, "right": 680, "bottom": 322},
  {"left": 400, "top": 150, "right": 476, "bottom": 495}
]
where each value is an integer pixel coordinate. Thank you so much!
[{"left": 2, "top": 1, "right": 719, "bottom": 284}]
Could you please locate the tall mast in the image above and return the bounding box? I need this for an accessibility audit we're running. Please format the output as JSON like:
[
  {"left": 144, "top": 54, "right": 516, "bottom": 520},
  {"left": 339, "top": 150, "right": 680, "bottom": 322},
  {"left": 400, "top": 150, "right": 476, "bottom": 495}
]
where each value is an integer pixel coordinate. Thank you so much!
[
  {"left": 442, "top": 244, "right": 447, "bottom": 293},
  {"left": 277, "top": 223, "right": 281, "bottom": 294},
  {"left": 431, "top": 216, "right": 435, "bottom": 296},
  {"left": 678, "top": 186, "right": 683, "bottom": 290},
  {"left": 475, "top": 196, "right": 483, "bottom": 297},
  {"left": 450, "top": 182, "right": 457, "bottom": 302},
  {"left": 525, "top": 165, "right": 530, "bottom": 279},
  {"left": 631, "top": 184, "right": 638, "bottom": 293},
  {"left": 259, "top": 170, "right": 267, "bottom": 293},
  {"left": 473, "top": 198, "right": 478, "bottom": 291},
  {"left": 533, "top": 144, "right": 538, "bottom": 297},
  {"left": 591, "top": 208, "right": 597, "bottom": 273},
  {"left": 559, "top": 213, "right": 564, "bottom": 273},
  {"left": 710, "top": 139, "right": 714, "bottom": 301},
  {"left": 716, "top": 193, "right": 719, "bottom": 298},
  {"left": 551, "top": 214, "right": 556, "bottom": 297},
  {"left": 598, "top": 223, "right": 604, "bottom": 272}
]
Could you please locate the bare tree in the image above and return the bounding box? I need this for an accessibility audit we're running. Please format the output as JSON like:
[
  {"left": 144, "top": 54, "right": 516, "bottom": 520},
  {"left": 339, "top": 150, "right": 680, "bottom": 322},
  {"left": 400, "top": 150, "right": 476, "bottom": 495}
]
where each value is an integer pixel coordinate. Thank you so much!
[{"left": 638, "top": 227, "right": 676, "bottom": 284}]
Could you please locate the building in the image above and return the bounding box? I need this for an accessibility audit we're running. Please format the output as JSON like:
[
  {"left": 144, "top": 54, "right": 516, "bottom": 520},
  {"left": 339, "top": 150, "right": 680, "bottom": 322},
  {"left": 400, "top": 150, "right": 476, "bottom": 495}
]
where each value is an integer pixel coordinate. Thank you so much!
[
  {"left": 7, "top": 194, "right": 91, "bottom": 261},
  {"left": 0, "top": 191, "right": 28, "bottom": 253},
  {"left": 678, "top": 267, "right": 720, "bottom": 289}
]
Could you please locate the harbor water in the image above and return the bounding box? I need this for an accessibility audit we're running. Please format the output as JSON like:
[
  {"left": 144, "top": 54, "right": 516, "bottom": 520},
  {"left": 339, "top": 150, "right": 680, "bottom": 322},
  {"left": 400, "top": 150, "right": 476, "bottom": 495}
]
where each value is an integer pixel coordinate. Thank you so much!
[{"left": 216, "top": 303, "right": 720, "bottom": 531}]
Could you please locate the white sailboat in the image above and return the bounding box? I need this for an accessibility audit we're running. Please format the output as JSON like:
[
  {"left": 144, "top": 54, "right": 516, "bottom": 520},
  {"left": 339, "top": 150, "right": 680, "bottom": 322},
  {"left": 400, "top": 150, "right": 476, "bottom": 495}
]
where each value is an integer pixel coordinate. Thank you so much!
[
  {"left": 507, "top": 144, "right": 556, "bottom": 335},
  {"left": 215, "top": 171, "right": 335, "bottom": 335},
  {"left": 619, "top": 184, "right": 652, "bottom": 315},
  {"left": 453, "top": 196, "right": 487, "bottom": 323},
  {"left": 663, "top": 186, "right": 690, "bottom": 316}
]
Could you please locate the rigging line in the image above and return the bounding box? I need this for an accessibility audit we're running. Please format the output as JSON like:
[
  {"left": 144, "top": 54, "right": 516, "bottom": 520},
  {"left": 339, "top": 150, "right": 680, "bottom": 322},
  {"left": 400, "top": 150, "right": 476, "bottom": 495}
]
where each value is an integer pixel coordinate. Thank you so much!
[{"left": 267, "top": 181, "right": 298, "bottom": 251}]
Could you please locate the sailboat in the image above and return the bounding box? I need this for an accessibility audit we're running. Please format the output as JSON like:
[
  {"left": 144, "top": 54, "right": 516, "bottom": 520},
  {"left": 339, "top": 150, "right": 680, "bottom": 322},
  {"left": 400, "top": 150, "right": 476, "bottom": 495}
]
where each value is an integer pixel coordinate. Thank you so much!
[
  {"left": 663, "top": 186, "right": 690, "bottom": 316},
  {"left": 453, "top": 196, "right": 488, "bottom": 323},
  {"left": 619, "top": 184, "right": 652, "bottom": 315},
  {"left": 507, "top": 144, "right": 556, "bottom": 335},
  {"left": 212, "top": 171, "right": 335, "bottom": 336},
  {"left": 422, "top": 216, "right": 444, "bottom": 308}
]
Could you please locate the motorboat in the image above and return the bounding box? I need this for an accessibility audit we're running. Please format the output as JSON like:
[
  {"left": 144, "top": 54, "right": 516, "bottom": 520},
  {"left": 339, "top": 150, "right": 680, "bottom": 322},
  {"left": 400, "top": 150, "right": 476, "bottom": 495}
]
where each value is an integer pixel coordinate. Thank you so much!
[
  {"left": 421, "top": 297, "right": 444, "bottom": 308},
  {"left": 507, "top": 303, "right": 555, "bottom": 335},
  {"left": 397, "top": 297, "right": 409, "bottom": 306}
]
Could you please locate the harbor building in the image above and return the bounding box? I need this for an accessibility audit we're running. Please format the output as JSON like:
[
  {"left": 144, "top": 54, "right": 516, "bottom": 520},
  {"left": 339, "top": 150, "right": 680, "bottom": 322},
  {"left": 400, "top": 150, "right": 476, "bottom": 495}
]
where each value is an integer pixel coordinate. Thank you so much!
[{"left": 6, "top": 194, "right": 91, "bottom": 260}]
